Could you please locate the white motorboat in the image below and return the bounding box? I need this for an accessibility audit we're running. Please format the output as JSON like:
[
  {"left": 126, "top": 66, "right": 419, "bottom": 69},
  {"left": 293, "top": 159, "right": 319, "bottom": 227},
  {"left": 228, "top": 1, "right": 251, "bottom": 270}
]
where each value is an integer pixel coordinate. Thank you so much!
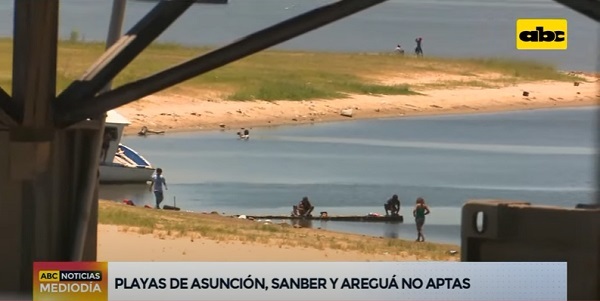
[{"left": 99, "top": 110, "right": 155, "bottom": 184}]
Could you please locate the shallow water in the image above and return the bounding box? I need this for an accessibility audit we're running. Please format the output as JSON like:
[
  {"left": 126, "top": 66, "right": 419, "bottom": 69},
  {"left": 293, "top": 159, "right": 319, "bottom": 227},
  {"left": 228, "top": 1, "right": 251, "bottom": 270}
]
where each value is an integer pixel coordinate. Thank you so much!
[{"left": 100, "top": 106, "right": 598, "bottom": 245}]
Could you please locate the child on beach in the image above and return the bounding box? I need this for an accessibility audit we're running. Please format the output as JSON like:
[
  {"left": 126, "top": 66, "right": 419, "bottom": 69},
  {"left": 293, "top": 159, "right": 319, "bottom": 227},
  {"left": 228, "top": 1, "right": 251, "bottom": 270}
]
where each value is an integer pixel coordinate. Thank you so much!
[
  {"left": 149, "top": 168, "right": 168, "bottom": 209},
  {"left": 412, "top": 197, "right": 430, "bottom": 242}
]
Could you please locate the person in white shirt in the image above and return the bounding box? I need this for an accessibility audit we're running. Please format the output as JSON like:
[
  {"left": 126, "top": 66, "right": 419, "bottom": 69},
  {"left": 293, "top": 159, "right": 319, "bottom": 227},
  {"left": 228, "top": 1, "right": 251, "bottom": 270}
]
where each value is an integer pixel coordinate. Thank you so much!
[
  {"left": 395, "top": 44, "right": 404, "bottom": 55},
  {"left": 149, "top": 168, "right": 168, "bottom": 209}
]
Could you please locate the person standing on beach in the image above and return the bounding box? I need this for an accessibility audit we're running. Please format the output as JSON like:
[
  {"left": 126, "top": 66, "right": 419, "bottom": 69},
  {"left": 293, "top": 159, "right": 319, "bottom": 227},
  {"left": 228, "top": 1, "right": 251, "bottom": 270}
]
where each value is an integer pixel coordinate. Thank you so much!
[
  {"left": 149, "top": 168, "right": 168, "bottom": 209},
  {"left": 100, "top": 130, "right": 114, "bottom": 163},
  {"left": 412, "top": 197, "right": 430, "bottom": 242},
  {"left": 415, "top": 37, "right": 423, "bottom": 57}
]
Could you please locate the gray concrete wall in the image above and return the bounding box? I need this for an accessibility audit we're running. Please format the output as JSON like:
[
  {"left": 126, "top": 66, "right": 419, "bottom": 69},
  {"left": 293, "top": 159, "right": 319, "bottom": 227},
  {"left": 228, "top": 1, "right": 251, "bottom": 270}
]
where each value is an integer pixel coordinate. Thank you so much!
[{"left": 462, "top": 200, "right": 600, "bottom": 300}]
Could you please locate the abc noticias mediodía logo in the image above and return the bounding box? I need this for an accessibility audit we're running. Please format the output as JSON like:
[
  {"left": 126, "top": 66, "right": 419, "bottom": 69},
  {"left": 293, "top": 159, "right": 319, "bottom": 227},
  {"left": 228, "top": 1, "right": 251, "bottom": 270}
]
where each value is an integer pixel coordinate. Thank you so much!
[
  {"left": 516, "top": 18, "right": 567, "bottom": 50},
  {"left": 38, "top": 270, "right": 103, "bottom": 293}
]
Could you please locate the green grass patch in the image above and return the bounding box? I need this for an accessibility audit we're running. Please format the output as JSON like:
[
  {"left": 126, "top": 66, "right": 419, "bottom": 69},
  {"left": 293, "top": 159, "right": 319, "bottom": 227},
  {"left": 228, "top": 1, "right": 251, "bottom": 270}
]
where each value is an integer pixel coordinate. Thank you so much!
[
  {"left": 227, "top": 80, "right": 344, "bottom": 101},
  {"left": 418, "top": 80, "right": 498, "bottom": 90},
  {"left": 459, "top": 57, "right": 577, "bottom": 81},
  {"left": 99, "top": 206, "right": 160, "bottom": 229},
  {"left": 0, "top": 38, "right": 581, "bottom": 101},
  {"left": 226, "top": 75, "right": 417, "bottom": 101}
]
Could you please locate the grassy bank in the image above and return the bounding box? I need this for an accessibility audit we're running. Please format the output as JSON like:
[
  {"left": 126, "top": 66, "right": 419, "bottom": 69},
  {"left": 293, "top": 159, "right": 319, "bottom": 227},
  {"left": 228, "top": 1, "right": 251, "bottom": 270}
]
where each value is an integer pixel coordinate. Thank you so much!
[
  {"left": 99, "top": 200, "right": 459, "bottom": 261},
  {"left": 0, "top": 38, "right": 579, "bottom": 101}
]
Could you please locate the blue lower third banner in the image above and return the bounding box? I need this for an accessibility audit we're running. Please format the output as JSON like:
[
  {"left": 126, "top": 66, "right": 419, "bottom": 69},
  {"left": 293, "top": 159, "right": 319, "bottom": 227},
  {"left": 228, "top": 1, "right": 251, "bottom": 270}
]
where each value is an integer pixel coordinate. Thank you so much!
[{"left": 35, "top": 262, "right": 567, "bottom": 301}]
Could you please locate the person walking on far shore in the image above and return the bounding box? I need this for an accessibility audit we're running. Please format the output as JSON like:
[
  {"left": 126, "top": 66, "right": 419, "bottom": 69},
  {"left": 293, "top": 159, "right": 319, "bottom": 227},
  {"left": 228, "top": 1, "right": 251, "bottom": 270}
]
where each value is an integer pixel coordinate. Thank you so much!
[
  {"left": 412, "top": 197, "right": 430, "bottom": 242},
  {"left": 415, "top": 37, "right": 423, "bottom": 57},
  {"left": 149, "top": 168, "right": 168, "bottom": 209}
]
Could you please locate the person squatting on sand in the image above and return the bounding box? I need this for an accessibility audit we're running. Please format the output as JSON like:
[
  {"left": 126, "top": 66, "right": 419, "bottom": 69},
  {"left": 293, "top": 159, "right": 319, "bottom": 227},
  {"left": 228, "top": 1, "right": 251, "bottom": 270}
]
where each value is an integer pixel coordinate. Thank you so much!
[
  {"left": 413, "top": 197, "right": 430, "bottom": 242},
  {"left": 384, "top": 194, "right": 401, "bottom": 216},
  {"left": 395, "top": 44, "right": 404, "bottom": 55},
  {"left": 292, "top": 196, "right": 315, "bottom": 217},
  {"left": 149, "top": 168, "right": 168, "bottom": 209}
]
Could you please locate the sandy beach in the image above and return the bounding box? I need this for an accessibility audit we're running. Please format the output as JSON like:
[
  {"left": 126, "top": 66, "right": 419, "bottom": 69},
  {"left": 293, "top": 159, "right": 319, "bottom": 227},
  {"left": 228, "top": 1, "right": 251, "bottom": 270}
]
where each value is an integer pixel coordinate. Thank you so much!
[
  {"left": 98, "top": 224, "right": 456, "bottom": 262},
  {"left": 118, "top": 72, "right": 599, "bottom": 135}
]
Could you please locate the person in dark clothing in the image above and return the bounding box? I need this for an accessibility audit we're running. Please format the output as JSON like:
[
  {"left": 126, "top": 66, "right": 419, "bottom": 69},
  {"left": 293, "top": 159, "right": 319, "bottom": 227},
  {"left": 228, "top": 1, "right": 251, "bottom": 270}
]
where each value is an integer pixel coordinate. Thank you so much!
[
  {"left": 384, "top": 194, "right": 401, "bottom": 216},
  {"left": 415, "top": 37, "right": 423, "bottom": 57},
  {"left": 100, "top": 130, "right": 114, "bottom": 163},
  {"left": 299, "top": 196, "right": 315, "bottom": 217},
  {"left": 291, "top": 197, "right": 315, "bottom": 217}
]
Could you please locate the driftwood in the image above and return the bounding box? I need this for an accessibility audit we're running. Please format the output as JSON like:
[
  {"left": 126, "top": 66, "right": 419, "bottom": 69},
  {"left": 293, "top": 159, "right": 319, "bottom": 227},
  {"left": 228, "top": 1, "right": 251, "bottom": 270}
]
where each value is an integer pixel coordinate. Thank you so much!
[
  {"left": 246, "top": 214, "right": 404, "bottom": 223},
  {"left": 138, "top": 126, "right": 166, "bottom": 136},
  {"left": 163, "top": 205, "right": 180, "bottom": 211}
]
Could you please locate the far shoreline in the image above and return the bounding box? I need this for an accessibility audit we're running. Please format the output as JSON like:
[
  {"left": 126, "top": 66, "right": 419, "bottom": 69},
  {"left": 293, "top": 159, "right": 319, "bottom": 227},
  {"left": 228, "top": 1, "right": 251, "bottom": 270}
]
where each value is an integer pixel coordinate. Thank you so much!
[
  {"left": 117, "top": 101, "right": 600, "bottom": 137},
  {"left": 3, "top": 38, "right": 597, "bottom": 136}
]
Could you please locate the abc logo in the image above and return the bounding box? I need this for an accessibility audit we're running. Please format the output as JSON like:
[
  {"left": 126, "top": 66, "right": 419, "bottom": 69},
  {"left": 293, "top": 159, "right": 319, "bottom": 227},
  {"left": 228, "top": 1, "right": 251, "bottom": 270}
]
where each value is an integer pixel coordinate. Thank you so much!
[
  {"left": 519, "top": 27, "right": 565, "bottom": 42},
  {"left": 516, "top": 19, "right": 567, "bottom": 50},
  {"left": 39, "top": 271, "right": 60, "bottom": 282}
]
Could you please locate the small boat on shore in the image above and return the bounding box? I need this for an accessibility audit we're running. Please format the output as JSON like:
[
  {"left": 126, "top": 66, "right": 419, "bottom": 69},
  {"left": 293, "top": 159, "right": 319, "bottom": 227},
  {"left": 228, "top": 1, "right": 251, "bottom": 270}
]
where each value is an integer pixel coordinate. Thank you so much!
[
  {"left": 246, "top": 214, "right": 404, "bottom": 223},
  {"left": 99, "top": 110, "right": 156, "bottom": 184}
]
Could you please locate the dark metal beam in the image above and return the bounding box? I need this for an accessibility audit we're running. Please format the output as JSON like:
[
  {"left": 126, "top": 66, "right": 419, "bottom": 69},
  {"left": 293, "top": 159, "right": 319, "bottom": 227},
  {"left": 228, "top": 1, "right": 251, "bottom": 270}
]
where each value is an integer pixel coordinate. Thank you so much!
[
  {"left": 106, "top": 0, "right": 128, "bottom": 59},
  {"left": 552, "top": 0, "right": 600, "bottom": 22},
  {"left": 100, "top": 0, "right": 127, "bottom": 93},
  {"left": 9, "top": 0, "right": 59, "bottom": 294},
  {"left": 57, "top": 0, "right": 390, "bottom": 126},
  {"left": 0, "top": 88, "right": 18, "bottom": 126},
  {"left": 70, "top": 0, "right": 129, "bottom": 262},
  {"left": 55, "top": 0, "right": 194, "bottom": 111},
  {"left": 12, "top": 0, "right": 59, "bottom": 128}
]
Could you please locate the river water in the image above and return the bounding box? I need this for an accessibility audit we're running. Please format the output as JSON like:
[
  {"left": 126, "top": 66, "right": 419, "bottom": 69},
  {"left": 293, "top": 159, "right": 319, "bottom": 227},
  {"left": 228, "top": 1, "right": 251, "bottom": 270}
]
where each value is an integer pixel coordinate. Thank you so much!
[
  {"left": 1, "top": 0, "right": 594, "bottom": 244},
  {"left": 100, "top": 107, "right": 599, "bottom": 245},
  {"left": 0, "top": 0, "right": 597, "bottom": 71}
]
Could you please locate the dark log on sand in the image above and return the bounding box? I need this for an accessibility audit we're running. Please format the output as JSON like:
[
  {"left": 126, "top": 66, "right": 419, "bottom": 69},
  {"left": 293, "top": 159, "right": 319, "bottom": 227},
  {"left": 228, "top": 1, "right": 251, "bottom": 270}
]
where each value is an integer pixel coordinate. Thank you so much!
[
  {"left": 247, "top": 215, "right": 404, "bottom": 223},
  {"left": 163, "top": 205, "right": 180, "bottom": 211}
]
